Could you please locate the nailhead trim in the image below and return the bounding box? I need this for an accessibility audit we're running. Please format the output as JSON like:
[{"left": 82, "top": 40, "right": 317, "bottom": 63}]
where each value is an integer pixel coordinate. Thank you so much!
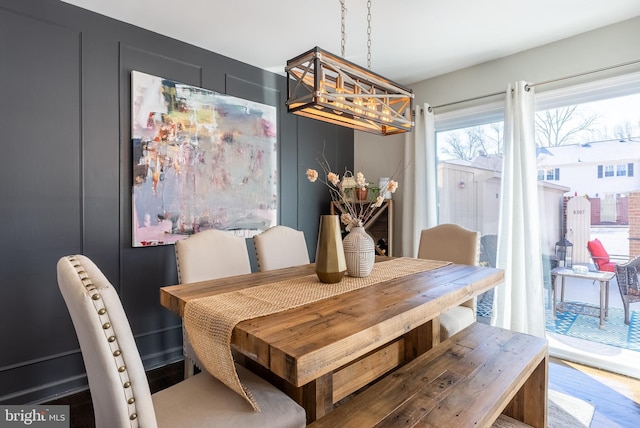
[{"left": 67, "top": 256, "right": 139, "bottom": 428}]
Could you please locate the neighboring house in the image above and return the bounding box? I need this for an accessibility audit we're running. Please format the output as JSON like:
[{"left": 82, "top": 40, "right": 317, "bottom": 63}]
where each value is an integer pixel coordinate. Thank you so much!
[{"left": 536, "top": 140, "right": 640, "bottom": 224}]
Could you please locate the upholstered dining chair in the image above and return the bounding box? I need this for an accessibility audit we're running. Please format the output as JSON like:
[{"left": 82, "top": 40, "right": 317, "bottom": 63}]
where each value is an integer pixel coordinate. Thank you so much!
[
  {"left": 253, "top": 225, "right": 310, "bottom": 272},
  {"left": 56, "top": 255, "right": 306, "bottom": 428},
  {"left": 175, "top": 229, "right": 252, "bottom": 378},
  {"left": 418, "top": 223, "right": 481, "bottom": 340}
]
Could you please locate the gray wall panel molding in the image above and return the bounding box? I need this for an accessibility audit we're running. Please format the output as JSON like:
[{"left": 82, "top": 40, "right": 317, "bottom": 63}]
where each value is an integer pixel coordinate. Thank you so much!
[{"left": 0, "top": 0, "right": 353, "bottom": 404}]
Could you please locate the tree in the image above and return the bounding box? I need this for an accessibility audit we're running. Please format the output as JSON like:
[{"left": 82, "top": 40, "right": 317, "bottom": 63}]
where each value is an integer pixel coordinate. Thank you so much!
[
  {"left": 485, "top": 123, "right": 504, "bottom": 154},
  {"left": 439, "top": 124, "right": 503, "bottom": 161},
  {"left": 535, "top": 106, "right": 598, "bottom": 147},
  {"left": 441, "top": 131, "right": 477, "bottom": 160},
  {"left": 613, "top": 120, "right": 636, "bottom": 141}
]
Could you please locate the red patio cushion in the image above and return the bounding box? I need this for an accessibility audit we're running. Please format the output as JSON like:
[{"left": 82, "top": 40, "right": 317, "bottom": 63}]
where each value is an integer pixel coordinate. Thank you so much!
[
  {"left": 598, "top": 262, "right": 616, "bottom": 272},
  {"left": 587, "top": 238, "right": 610, "bottom": 270}
]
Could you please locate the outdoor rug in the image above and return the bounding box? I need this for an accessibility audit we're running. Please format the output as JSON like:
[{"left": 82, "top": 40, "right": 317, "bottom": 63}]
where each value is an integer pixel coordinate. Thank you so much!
[
  {"left": 477, "top": 292, "right": 640, "bottom": 352},
  {"left": 492, "top": 389, "right": 595, "bottom": 428},
  {"left": 546, "top": 302, "right": 640, "bottom": 352}
]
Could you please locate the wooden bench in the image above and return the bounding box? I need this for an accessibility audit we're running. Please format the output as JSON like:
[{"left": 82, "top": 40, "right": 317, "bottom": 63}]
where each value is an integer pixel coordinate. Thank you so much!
[{"left": 308, "top": 322, "right": 548, "bottom": 428}]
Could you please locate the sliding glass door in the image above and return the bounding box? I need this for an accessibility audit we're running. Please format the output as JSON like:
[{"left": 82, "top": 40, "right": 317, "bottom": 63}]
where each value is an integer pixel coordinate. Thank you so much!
[{"left": 433, "top": 75, "right": 640, "bottom": 377}]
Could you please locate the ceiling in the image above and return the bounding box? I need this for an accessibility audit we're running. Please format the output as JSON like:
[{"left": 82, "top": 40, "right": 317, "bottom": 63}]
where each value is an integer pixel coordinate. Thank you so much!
[{"left": 60, "top": 0, "right": 640, "bottom": 85}]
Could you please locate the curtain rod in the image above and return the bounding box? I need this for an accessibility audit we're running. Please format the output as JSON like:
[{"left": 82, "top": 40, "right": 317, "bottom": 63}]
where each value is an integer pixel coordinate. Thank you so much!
[
  {"left": 431, "top": 58, "right": 640, "bottom": 110},
  {"left": 431, "top": 91, "right": 504, "bottom": 110}
]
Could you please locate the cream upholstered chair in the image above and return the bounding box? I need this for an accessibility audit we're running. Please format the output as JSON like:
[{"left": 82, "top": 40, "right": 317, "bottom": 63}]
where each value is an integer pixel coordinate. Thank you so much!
[
  {"left": 175, "top": 229, "right": 251, "bottom": 283},
  {"left": 56, "top": 255, "right": 306, "bottom": 428},
  {"left": 253, "top": 225, "right": 310, "bottom": 272},
  {"left": 175, "top": 230, "right": 252, "bottom": 378},
  {"left": 418, "top": 223, "right": 481, "bottom": 340}
]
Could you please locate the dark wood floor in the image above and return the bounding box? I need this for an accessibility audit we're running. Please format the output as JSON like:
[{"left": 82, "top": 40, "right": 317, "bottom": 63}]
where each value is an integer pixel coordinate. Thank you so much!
[{"left": 46, "top": 357, "right": 640, "bottom": 427}]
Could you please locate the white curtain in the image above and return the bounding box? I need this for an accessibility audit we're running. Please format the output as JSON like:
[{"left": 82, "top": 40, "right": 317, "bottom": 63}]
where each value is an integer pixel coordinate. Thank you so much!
[
  {"left": 402, "top": 103, "right": 437, "bottom": 257},
  {"left": 492, "top": 82, "right": 546, "bottom": 337}
]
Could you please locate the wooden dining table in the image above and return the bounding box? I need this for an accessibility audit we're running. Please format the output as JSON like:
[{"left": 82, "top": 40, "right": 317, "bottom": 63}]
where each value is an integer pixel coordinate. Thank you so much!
[{"left": 160, "top": 257, "right": 504, "bottom": 423}]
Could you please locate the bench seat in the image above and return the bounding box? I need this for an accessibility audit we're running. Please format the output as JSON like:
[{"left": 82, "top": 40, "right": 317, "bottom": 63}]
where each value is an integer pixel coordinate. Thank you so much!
[{"left": 309, "top": 322, "right": 548, "bottom": 428}]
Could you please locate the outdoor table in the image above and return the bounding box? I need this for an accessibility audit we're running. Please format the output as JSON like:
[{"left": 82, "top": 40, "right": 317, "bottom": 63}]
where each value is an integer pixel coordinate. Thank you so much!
[{"left": 551, "top": 266, "right": 615, "bottom": 329}]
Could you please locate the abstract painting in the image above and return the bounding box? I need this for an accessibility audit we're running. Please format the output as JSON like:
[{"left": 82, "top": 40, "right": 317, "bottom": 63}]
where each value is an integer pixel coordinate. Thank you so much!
[{"left": 131, "top": 71, "right": 277, "bottom": 247}]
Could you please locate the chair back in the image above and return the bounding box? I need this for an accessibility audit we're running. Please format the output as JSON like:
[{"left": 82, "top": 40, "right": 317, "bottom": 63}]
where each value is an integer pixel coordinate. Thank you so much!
[
  {"left": 587, "top": 238, "right": 614, "bottom": 271},
  {"left": 418, "top": 224, "right": 480, "bottom": 265},
  {"left": 480, "top": 234, "right": 498, "bottom": 268},
  {"left": 57, "top": 255, "right": 157, "bottom": 428},
  {"left": 253, "top": 225, "right": 310, "bottom": 271},
  {"left": 175, "top": 229, "right": 251, "bottom": 283},
  {"left": 615, "top": 256, "right": 640, "bottom": 297}
]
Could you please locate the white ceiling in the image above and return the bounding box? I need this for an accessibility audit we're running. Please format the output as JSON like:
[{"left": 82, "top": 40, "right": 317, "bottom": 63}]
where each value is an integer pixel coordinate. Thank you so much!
[{"left": 61, "top": 0, "right": 640, "bottom": 85}]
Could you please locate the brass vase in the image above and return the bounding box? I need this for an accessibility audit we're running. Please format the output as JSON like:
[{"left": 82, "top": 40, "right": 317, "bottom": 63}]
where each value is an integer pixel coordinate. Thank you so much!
[{"left": 315, "top": 215, "right": 347, "bottom": 283}]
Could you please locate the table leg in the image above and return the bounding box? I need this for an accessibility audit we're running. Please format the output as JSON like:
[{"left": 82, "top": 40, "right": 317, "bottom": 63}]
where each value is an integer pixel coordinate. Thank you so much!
[
  {"left": 605, "top": 280, "right": 610, "bottom": 320},
  {"left": 599, "top": 280, "right": 605, "bottom": 329},
  {"left": 302, "top": 373, "right": 333, "bottom": 424},
  {"left": 560, "top": 276, "right": 566, "bottom": 303},
  {"left": 404, "top": 319, "right": 438, "bottom": 359},
  {"left": 552, "top": 275, "right": 558, "bottom": 319}
]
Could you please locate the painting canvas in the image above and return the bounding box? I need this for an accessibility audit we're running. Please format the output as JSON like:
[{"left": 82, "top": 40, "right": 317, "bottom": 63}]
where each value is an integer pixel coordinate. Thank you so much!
[{"left": 131, "top": 71, "right": 277, "bottom": 247}]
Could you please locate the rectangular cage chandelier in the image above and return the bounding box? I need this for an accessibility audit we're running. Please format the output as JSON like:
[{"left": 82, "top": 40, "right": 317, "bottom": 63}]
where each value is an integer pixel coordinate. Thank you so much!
[{"left": 285, "top": 46, "right": 414, "bottom": 136}]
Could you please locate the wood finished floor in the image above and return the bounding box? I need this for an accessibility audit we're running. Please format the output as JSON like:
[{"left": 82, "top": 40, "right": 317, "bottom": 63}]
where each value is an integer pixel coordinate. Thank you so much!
[{"left": 46, "top": 357, "right": 640, "bottom": 427}]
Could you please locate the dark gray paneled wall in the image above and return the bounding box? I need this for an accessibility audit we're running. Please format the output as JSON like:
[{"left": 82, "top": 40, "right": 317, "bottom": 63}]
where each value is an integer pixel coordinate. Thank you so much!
[{"left": 0, "top": 0, "right": 353, "bottom": 404}]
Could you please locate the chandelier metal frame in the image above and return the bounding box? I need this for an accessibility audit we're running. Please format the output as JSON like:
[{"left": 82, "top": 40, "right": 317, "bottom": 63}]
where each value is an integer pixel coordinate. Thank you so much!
[{"left": 285, "top": 1, "right": 414, "bottom": 136}]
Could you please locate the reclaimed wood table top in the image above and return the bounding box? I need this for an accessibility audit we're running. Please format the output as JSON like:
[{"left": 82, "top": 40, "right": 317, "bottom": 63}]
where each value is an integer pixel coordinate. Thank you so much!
[{"left": 160, "top": 257, "right": 504, "bottom": 387}]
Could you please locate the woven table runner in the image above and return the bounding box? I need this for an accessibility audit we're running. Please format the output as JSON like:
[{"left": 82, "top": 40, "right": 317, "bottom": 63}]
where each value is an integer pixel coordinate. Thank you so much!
[{"left": 184, "top": 257, "right": 449, "bottom": 411}]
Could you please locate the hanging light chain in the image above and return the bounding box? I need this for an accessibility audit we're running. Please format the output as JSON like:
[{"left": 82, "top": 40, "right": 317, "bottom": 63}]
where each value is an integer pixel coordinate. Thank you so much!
[
  {"left": 366, "top": 0, "right": 372, "bottom": 69},
  {"left": 340, "top": 0, "right": 347, "bottom": 58},
  {"left": 339, "top": 0, "right": 373, "bottom": 68}
]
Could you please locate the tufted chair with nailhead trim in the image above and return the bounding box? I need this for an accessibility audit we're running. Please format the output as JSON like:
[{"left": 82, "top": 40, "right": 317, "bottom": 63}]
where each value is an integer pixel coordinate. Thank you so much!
[{"left": 57, "top": 255, "right": 306, "bottom": 428}]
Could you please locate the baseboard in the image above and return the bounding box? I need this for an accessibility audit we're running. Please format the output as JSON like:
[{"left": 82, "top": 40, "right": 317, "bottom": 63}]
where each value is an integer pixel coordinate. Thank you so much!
[{"left": 0, "top": 346, "right": 184, "bottom": 405}]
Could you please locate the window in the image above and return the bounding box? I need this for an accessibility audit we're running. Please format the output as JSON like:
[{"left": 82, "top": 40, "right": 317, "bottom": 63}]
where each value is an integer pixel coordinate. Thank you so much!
[
  {"left": 605, "top": 165, "right": 615, "bottom": 177},
  {"left": 433, "top": 71, "right": 640, "bottom": 375},
  {"left": 537, "top": 168, "right": 560, "bottom": 181},
  {"left": 435, "top": 121, "right": 504, "bottom": 235},
  {"left": 598, "top": 163, "right": 635, "bottom": 178}
]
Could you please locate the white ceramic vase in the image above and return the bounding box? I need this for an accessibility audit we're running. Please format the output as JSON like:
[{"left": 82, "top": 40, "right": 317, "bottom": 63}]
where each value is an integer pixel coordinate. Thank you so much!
[{"left": 342, "top": 226, "right": 375, "bottom": 277}]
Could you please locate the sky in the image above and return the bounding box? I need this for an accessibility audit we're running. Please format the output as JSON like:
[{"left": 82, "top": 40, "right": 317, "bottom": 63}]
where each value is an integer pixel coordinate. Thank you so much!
[
  {"left": 577, "top": 92, "right": 640, "bottom": 140},
  {"left": 436, "top": 91, "right": 640, "bottom": 160}
]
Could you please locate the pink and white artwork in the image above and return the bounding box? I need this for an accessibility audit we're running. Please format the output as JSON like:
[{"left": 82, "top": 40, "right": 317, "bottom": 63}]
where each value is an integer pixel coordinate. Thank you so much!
[{"left": 131, "top": 71, "right": 277, "bottom": 247}]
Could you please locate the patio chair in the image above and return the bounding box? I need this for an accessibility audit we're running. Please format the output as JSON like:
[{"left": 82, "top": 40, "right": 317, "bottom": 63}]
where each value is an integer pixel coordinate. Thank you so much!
[
  {"left": 479, "top": 234, "right": 498, "bottom": 268},
  {"left": 613, "top": 255, "right": 640, "bottom": 325},
  {"left": 587, "top": 238, "right": 629, "bottom": 272},
  {"left": 477, "top": 234, "right": 498, "bottom": 316}
]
